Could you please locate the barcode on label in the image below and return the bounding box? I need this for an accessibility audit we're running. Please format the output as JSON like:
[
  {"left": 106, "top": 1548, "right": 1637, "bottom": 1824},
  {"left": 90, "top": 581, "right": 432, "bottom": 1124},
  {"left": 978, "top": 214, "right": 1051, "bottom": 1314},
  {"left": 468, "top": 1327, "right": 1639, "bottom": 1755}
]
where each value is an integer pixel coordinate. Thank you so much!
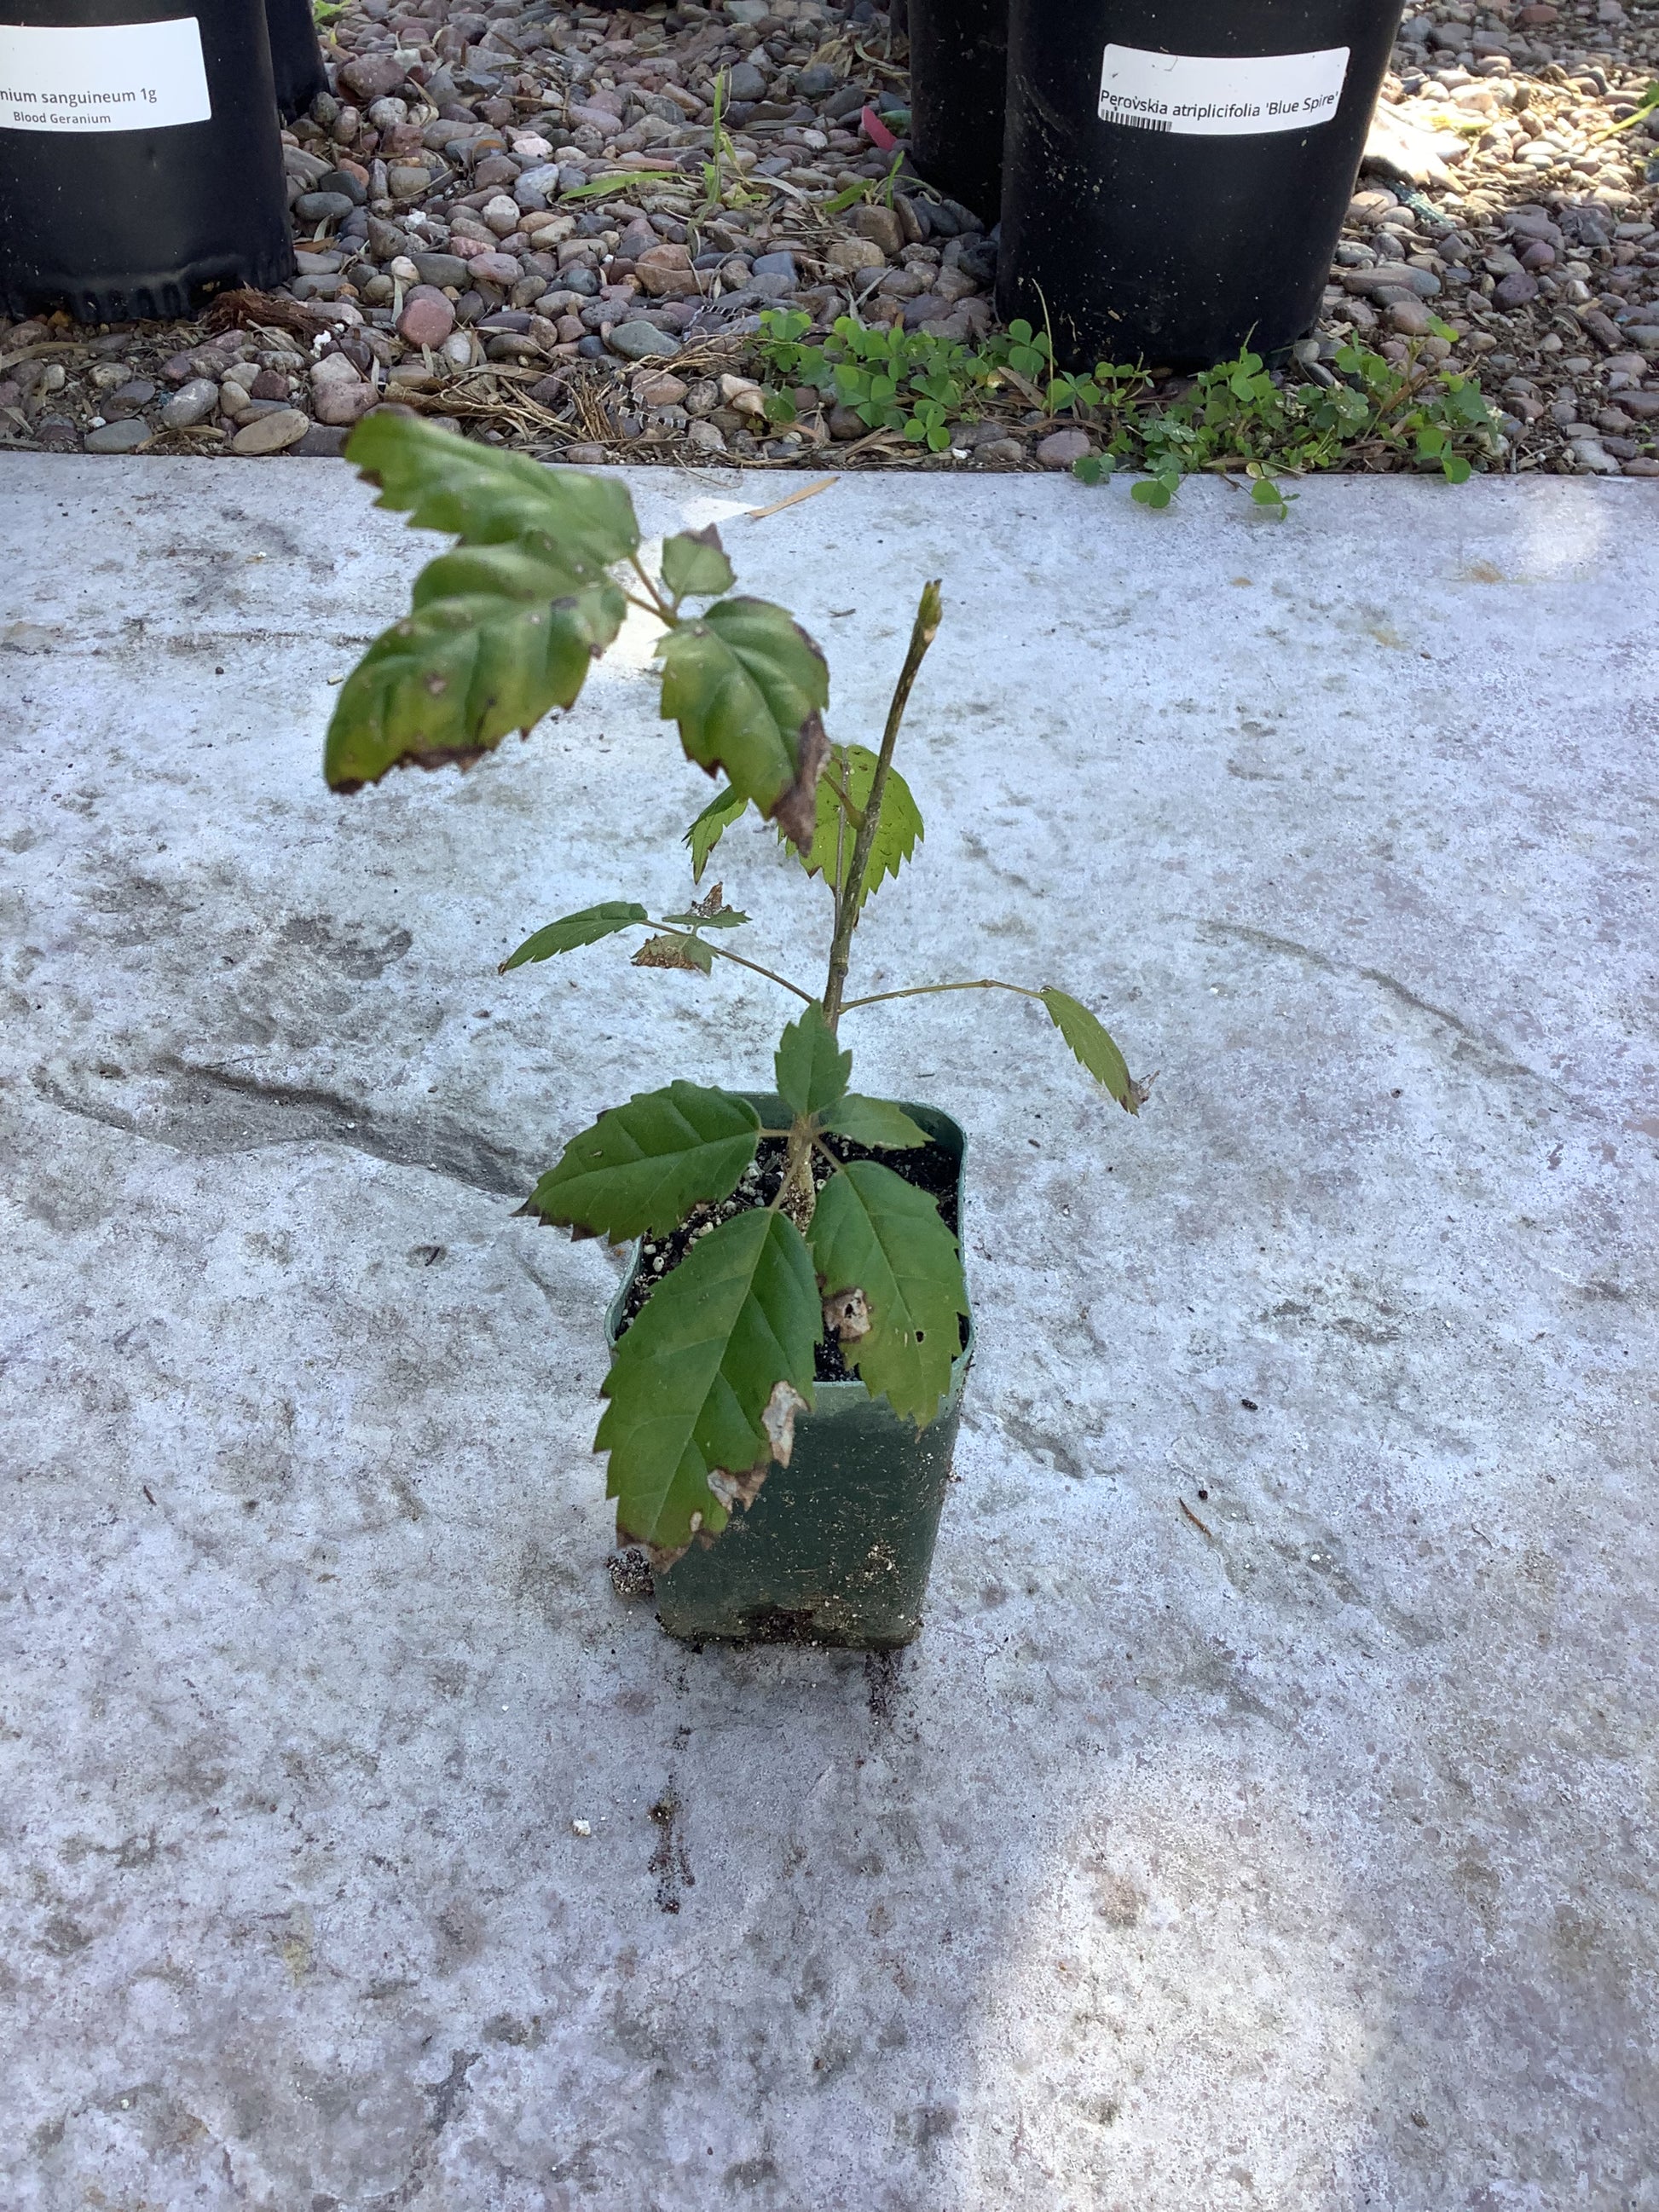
[{"left": 1119, "top": 113, "right": 1172, "bottom": 131}]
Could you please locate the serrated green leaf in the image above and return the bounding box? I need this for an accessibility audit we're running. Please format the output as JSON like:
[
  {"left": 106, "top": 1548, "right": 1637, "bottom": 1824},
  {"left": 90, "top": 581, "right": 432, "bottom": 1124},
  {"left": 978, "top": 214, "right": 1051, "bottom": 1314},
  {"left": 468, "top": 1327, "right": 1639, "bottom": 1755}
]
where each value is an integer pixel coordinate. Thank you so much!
[
  {"left": 344, "top": 414, "right": 639, "bottom": 574},
  {"left": 1040, "top": 987, "right": 1137, "bottom": 1112},
  {"left": 327, "top": 421, "right": 637, "bottom": 789},
  {"left": 412, "top": 540, "right": 592, "bottom": 609},
  {"left": 808, "top": 1160, "right": 966, "bottom": 1426},
  {"left": 775, "top": 1002, "right": 851, "bottom": 1119},
  {"left": 796, "top": 742, "right": 922, "bottom": 909},
  {"left": 530, "top": 1082, "right": 759, "bottom": 1239},
  {"left": 598, "top": 1208, "right": 820, "bottom": 1554},
  {"left": 661, "top": 524, "right": 736, "bottom": 603},
  {"left": 684, "top": 783, "right": 750, "bottom": 882},
  {"left": 820, "top": 1095, "right": 930, "bottom": 1150},
  {"left": 656, "top": 597, "right": 830, "bottom": 849},
  {"left": 324, "top": 579, "right": 627, "bottom": 790},
  {"left": 500, "top": 899, "right": 649, "bottom": 971}
]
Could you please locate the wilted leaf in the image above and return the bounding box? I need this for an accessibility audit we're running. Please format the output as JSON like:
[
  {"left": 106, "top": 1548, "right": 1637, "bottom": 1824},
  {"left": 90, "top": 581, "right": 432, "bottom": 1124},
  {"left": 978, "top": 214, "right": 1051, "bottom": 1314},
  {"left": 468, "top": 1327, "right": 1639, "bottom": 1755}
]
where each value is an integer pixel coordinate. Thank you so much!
[
  {"left": 345, "top": 413, "right": 639, "bottom": 575},
  {"left": 656, "top": 597, "right": 830, "bottom": 850},
  {"left": 500, "top": 900, "right": 648, "bottom": 972},
  {"left": 1040, "top": 987, "right": 1137, "bottom": 1112},
  {"left": 684, "top": 784, "right": 749, "bottom": 882},
  {"left": 661, "top": 523, "right": 736, "bottom": 603},
  {"left": 529, "top": 1082, "right": 759, "bottom": 1240},
  {"left": 597, "top": 1208, "right": 820, "bottom": 1555},
  {"left": 820, "top": 1095, "right": 930, "bottom": 1150},
  {"left": 325, "top": 580, "right": 626, "bottom": 790},
  {"left": 807, "top": 1160, "right": 967, "bottom": 1426},
  {"left": 633, "top": 933, "right": 713, "bottom": 973},
  {"left": 797, "top": 742, "right": 922, "bottom": 909},
  {"left": 661, "top": 885, "right": 749, "bottom": 931},
  {"left": 775, "top": 1002, "right": 851, "bottom": 1119}
]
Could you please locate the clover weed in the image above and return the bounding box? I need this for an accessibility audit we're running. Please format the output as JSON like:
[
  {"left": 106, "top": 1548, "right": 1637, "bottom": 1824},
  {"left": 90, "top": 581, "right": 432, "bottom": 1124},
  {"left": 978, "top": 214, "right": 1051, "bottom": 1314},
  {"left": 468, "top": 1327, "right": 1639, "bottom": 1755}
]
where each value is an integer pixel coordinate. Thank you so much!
[{"left": 755, "top": 309, "right": 1500, "bottom": 509}]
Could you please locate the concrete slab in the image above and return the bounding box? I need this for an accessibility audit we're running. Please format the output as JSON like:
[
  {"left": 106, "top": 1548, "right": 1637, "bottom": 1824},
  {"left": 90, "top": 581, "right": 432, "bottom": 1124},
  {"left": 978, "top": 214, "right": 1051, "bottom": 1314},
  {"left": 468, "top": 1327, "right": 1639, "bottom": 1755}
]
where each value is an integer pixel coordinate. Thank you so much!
[{"left": 1, "top": 456, "right": 1656, "bottom": 2212}]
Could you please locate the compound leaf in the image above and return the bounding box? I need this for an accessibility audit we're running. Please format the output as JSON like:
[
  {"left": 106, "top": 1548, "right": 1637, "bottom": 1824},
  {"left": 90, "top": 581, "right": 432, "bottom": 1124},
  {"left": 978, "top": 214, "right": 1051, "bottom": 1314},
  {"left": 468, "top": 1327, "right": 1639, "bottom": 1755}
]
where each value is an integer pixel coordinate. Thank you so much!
[
  {"left": 344, "top": 413, "right": 639, "bottom": 574},
  {"left": 684, "top": 783, "right": 750, "bottom": 881},
  {"left": 820, "top": 1095, "right": 930, "bottom": 1150},
  {"left": 597, "top": 1208, "right": 820, "bottom": 1556},
  {"left": 326, "top": 419, "right": 642, "bottom": 789},
  {"left": 500, "top": 900, "right": 648, "bottom": 971},
  {"left": 807, "top": 1159, "right": 967, "bottom": 1426},
  {"left": 1040, "top": 987, "right": 1137, "bottom": 1112},
  {"left": 775, "top": 1003, "right": 851, "bottom": 1119},
  {"left": 797, "top": 742, "right": 922, "bottom": 908},
  {"left": 656, "top": 597, "right": 830, "bottom": 849},
  {"left": 661, "top": 524, "right": 736, "bottom": 603},
  {"left": 529, "top": 1082, "right": 759, "bottom": 1240}
]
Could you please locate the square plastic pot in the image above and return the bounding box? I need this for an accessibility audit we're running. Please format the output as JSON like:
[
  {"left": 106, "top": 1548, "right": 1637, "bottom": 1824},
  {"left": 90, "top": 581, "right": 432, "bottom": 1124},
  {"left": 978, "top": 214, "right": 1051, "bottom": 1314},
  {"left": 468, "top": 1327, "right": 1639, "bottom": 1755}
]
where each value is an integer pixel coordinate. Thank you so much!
[{"left": 604, "top": 1094, "right": 974, "bottom": 1650}]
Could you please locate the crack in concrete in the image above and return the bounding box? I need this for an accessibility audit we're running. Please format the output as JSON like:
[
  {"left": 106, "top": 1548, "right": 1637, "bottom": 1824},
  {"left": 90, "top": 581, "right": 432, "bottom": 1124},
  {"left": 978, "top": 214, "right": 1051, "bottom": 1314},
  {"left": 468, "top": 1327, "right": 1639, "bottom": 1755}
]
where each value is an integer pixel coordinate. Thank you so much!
[
  {"left": 649, "top": 1784, "right": 693, "bottom": 1915},
  {"left": 36, "top": 1060, "right": 536, "bottom": 1200},
  {"left": 363, "top": 2048, "right": 482, "bottom": 2210},
  {"left": 1196, "top": 919, "right": 1536, "bottom": 1082}
]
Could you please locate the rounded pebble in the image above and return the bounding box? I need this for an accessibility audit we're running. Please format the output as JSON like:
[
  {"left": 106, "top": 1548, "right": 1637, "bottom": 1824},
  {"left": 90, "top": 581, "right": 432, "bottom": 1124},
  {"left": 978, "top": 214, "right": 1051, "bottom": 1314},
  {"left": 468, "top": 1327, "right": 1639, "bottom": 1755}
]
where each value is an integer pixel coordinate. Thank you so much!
[
  {"left": 230, "top": 408, "right": 312, "bottom": 456},
  {"left": 397, "top": 286, "right": 457, "bottom": 347},
  {"left": 84, "top": 419, "right": 150, "bottom": 453},
  {"left": 159, "top": 378, "right": 220, "bottom": 430}
]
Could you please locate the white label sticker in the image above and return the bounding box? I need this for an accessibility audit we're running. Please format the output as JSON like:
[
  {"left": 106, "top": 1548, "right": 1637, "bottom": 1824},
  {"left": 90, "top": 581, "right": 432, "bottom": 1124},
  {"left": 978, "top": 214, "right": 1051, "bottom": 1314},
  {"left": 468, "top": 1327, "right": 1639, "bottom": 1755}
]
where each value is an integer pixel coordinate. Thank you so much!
[
  {"left": 0, "top": 18, "right": 211, "bottom": 134},
  {"left": 1098, "top": 43, "right": 1350, "bottom": 137}
]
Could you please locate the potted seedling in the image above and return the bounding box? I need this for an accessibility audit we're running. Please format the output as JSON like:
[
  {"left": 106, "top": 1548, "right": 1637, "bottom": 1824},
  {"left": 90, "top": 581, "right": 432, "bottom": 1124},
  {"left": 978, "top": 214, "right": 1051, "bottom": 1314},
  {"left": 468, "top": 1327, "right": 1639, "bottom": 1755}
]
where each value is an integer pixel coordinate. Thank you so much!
[{"left": 324, "top": 415, "right": 1146, "bottom": 1647}]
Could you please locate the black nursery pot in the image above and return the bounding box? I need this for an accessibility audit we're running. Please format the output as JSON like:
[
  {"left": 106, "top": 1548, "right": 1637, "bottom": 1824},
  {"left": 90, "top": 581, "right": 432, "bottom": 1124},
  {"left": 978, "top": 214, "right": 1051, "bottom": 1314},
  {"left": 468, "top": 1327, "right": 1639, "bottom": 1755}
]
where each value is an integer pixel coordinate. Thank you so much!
[
  {"left": 997, "top": 0, "right": 1407, "bottom": 369},
  {"left": 265, "top": 0, "right": 328, "bottom": 123},
  {"left": 604, "top": 1096, "right": 974, "bottom": 1652},
  {"left": 0, "top": 0, "right": 295, "bottom": 322},
  {"left": 906, "top": 0, "right": 1010, "bottom": 228}
]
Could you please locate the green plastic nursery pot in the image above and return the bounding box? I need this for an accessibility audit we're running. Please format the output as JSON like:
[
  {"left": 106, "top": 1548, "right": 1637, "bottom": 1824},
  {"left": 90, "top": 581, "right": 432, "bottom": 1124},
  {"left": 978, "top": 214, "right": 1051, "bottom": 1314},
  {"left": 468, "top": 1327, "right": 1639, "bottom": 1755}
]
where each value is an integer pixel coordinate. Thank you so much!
[{"left": 604, "top": 1095, "right": 974, "bottom": 1651}]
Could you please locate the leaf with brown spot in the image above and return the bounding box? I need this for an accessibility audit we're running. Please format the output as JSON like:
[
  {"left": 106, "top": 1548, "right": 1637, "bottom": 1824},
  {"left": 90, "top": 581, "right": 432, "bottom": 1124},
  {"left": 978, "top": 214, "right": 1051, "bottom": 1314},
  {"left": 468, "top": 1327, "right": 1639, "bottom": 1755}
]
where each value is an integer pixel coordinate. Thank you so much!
[
  {"left": 597, "top": 1208, "right": 820, "bottom": 1554},
  {"left": 808, "top": 1160, "right": 967, "bottom": 1427},
  {"left": 325, "top": 579, "right": 626, "bottom": 789},
  {"left": 633, "top": 933, "right": 713, "bottom": 974},
  {"left": 324, "top": 417, "right": 642, "bottom": 790},
  {"left": 656, "top": 597, "right": 830, "bottom": 852},
  {"left": 823, "top": 1286, "right": 870, "bottom": 1341}
]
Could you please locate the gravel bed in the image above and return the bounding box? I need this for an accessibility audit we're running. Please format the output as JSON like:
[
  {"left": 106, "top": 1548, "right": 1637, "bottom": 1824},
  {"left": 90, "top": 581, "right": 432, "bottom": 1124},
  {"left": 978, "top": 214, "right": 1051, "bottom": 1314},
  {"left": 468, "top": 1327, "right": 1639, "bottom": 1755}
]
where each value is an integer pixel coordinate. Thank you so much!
[{"left": 2, "top": 0, "right": 1657, "bottom": 475}]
